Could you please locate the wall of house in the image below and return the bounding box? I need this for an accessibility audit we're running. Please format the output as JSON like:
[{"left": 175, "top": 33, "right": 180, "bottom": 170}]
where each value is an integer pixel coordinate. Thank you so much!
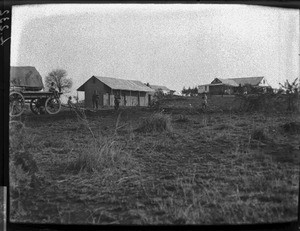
[
  {"left": 83, "top": 77, "right": 111, "bottom": 108},
  {"left": 209, "top": 85, "right": 224, "bottom": 95},
  {"left": 257, "top": 77, "right": 269, "bottom": 87},
  {"left": 104, "top": 90, "right": 150, "bottom": 107},
  {"left": 198, "top": 85, "right": 209, "bottom": 94},
  {"left": 82, "top": 77, "right": 151, "bottom": 108},
  {"left": 209, "top": 85, "right": 235, "bottom": 95}
]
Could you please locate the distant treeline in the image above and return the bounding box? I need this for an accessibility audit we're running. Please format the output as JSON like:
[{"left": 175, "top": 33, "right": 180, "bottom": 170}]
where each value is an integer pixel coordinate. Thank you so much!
[{"left": 181, "top": 87, "right": 199, "bottom": 96}]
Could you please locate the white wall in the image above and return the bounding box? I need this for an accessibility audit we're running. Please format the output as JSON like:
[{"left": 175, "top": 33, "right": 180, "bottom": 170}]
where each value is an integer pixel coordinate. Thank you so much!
[{"left": 198, "top": 85, "right": 209, "bottom": 93}]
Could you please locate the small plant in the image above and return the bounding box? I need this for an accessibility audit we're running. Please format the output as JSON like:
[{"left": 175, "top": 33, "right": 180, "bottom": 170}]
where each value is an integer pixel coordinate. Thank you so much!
[
  {"left": 251, "top": 127, "right": 269, "bottom": 142},
  {"left": 213, "top": 123, "right": 234, "bottom": 130},
  {"left": 9, "top": 121, "right": 39, "bottom": 180},
  {"left": 175, "top": 114, "right": 189, "bottom": 123},
  {"left": 281, "top": 121, "right": 300, "bottom": 134},
  {"left": 68, "top": 136, "right": 135, "bottom": 173},
  {"left": 9, "top": 120, "right": 42, "bottom": 221},
  {"left": 135, "top": 112, "right": 173, "bottom": 133}
]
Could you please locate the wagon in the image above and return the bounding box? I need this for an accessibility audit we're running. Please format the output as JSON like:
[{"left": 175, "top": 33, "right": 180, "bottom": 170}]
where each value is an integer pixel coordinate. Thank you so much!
[
  {"left": 10, "top": 87, "right": 62, "bottom": 117},
  {"left": 9, "top": 66, "right": 62, "bottom": 117}
]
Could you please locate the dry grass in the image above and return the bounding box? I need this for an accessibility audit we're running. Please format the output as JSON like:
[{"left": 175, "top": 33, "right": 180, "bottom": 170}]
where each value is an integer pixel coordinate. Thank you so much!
[
  {"left": 175, "top": 114, "right": 189, "bottom": 123},
  {"left": 9, "top": 120, "right": 44, "bottom": 221},
  {"left": 67, "top": 135, "right": 138, "bottom": 174},
  {"left": 135, "top": 112, "right": 173, "bottom": 133},
  {"left": 9, "top": 109, "right": 299, "bottom": 224},
  {"left": 251, "top": 127, "right": 270, "bottom": 142}
]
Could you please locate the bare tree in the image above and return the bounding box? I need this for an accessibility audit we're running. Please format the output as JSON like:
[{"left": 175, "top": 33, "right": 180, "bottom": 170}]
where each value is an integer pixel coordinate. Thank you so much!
[
  {"left": 45, "top": 69, "right": 72, "bottom": 93},
  {"left": 279, "top": 78, "right": 299, "bottom": 111}
]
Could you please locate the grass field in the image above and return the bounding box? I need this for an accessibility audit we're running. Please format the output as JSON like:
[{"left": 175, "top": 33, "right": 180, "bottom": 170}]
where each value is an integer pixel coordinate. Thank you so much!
[{"left": 9, "top": 103, "right": 299, "bottom": 224}]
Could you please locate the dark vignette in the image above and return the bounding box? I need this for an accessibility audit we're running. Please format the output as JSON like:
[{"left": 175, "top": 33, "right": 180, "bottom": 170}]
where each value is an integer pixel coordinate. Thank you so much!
[{"left": 2, "top": 0, "right": 300, "bottom": 230}]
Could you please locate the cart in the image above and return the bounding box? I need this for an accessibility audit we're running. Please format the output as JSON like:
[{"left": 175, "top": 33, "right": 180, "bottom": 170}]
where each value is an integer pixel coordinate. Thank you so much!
[
  {"left": 9, "top": 66, "right": 63, "bottom": 117},
  {"left": 10, "top": 87, "right": 62, "bottom": 117}
]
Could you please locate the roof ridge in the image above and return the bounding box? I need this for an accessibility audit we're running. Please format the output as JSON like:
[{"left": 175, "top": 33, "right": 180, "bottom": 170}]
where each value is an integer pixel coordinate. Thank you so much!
[
  {"left": 92, "top": 76, "right": 154, "bottom": 92},
  {"left": 228, "top": 76, "right": 264, "bottom": 80},
  {"left": 95, "top": 75, "right": 144, "bottom": 83}
]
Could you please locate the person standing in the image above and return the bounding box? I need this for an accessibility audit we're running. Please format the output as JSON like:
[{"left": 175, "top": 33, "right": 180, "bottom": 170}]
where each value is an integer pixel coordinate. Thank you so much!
[
  {"left": 123, "top": 94, "right": 127, "bottom": 106},
  {"left": 114, "top": 93, "right": 120, "bottom": 110},
  {"left": 202, "top": 93, "right": 208, "bottom": 110},
  {"left": 92, "top": 91, "right": 99, "bottom": 110},
  {"left": 49, "top": 82, "right": 59, "bottom": 98},
  {"left": 67, "top": 96, "right": 74, "bottom": 111},
  {"left": 49, "top": 82, "right": 56, "bottom": 92}
]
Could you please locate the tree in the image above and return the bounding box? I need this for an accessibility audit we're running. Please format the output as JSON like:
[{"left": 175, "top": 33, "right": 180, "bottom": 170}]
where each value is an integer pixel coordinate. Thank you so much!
[
  {"left": 73, "top": 95, "right": 79, "bottom": 104},
  {"left": 279, "top": 78, "right": 299, "bottom": 111},
  {"left": 45, "top": 69, "right": 72, "bottom": 93},
  {"left": 181, "top": 87, "right": 188, "bottom": 96},
  {"left": 187, "top": 87, "right": 192, "bottom": 96},
  {"left": 154, "top": 89, "right": 164, "bottom": 99},
  {"left": 191, "top": 87, "right": 198, "bottom": 96}
]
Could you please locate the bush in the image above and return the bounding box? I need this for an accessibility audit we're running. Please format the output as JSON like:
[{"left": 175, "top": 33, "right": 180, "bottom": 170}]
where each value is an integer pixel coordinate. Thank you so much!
[
  {"left": 175, "top": 114, "right": 189, "bottom": 123},
  {"left": 68, "top": 136, "right": 137, "bottom": 174},
  {"left": 9, "top": 120, "right": 42, "bottom": 219},
  {"left": 282, "top": 122, "right": 300, "bottom": 134},
  {"left": 251, "top": 128, "right": 269, "bottom": 142},
  {"left": 9, "top": 121, "right": 39, "bottom": 177},
  {"left": 236, "top": 94, "right": 291, "bottom": 113},
  {"left": 135, "top": 113, "right": 173, "bottom": 133}
]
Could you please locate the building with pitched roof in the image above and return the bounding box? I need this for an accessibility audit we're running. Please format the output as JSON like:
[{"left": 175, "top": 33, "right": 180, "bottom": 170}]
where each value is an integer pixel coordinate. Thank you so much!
[
  {"left": 148, "top": 84, "right": 172, "bottom": 95},
  {"left": 198, "top": 76, "right": 270, "bottom": 95},
  {"left": 77, "top": 76, "right": 155, "bottom": 108}
]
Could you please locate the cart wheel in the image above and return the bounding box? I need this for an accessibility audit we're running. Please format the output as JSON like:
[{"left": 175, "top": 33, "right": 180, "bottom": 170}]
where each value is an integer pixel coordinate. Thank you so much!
[
  {"left": 9, "top": 91, "right": 25, "bottom": 117},
  {"left": 30, "top": 99, "right": 44, "bottom": 115},
  {"left": 45, "top": 97, "right": 61, "bottom": 114}
]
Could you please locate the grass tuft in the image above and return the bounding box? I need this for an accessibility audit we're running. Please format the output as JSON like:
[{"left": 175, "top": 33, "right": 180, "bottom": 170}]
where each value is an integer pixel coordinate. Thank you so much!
[
  {"left": 68, "top": 136, "right": 137, "bottom": 174},
  {"left": 175, "top": 114, "right": 189, "bottom": 123},
  {"left": 9, "top": 120, "right": 43, "bottom": 221},
  {"left": 135, "top": 113, "right": 173, "bottom": 133},
  {"left": 251, "top": 127, "right": 269, "bottom": 142},
  {"left": 282, "top": 121, "right": 300, "bottom": 134}
]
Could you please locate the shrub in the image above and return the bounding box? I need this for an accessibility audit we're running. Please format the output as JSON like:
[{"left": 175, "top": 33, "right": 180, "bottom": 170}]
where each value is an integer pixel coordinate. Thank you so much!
[
  {"left": 213, "top": 123, "right": 234, "bottom": 130},
  {"left": 175, "top": 114, "right": 189, "bottom": 123},
  {"left": 9, "top": 120, "right": 42, "bottom": 220},
  {"left": 10, "top": 121, "right": 39, "bottom": 172},
  {"left": 68, "top": 136, "right": 137, "bottom": 174},
  {"left": 135, "top": 113, "right": 173, "bottom": 133},
  {"left": 251, "top": 127, "right": 269, "bottom": 142},
  {"left": 281, "top": 122, "right": 300, "bottom": 134}
]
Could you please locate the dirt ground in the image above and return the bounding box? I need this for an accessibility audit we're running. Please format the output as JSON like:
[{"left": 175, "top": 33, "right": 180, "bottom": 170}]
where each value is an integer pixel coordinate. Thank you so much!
[{"left": 9, "top": 105, "right": 300, "bottom": 224}]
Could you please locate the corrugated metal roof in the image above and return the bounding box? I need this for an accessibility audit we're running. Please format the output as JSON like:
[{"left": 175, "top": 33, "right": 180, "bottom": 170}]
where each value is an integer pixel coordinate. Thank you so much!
[
  {"left": 150, "top": 85, "right": 171, "bottom": 91},
  {"left": 10, "top": 66, "right": 44, "bottom": 90},
  {"left": 77, "top": 76, "right": 155, "bottom": 92},
  {"left": 218, "top": 78, "right": 239, "bottom": 86},
  {"left": 228, "top": 77, "right": 264, "bottom": 86},
  {"left": 211, "top": 77, "right": 265, "bottom": 87}
]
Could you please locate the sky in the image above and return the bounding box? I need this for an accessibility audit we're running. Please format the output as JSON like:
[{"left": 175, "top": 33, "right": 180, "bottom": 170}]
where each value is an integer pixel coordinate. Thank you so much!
[{"left": 11, "top": 4, "right": 300, "bottom": 100}]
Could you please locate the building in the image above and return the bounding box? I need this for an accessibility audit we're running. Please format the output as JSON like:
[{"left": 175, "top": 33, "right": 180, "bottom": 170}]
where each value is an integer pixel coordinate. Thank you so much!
[
  {"left": 208, "top": 78, "right": 239, "bottom": 95},
  {"left": 77, "top": 76, "right": 155, "bottom": 108},
  {"left": 148, "top": 84, "right": 173, "bottom": 95},
  {"left": 198, "top": 84, "right": 210, "bottom": 94},
  {"left": 198, "top": 76, "right": 270, "bottom": 95}
]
